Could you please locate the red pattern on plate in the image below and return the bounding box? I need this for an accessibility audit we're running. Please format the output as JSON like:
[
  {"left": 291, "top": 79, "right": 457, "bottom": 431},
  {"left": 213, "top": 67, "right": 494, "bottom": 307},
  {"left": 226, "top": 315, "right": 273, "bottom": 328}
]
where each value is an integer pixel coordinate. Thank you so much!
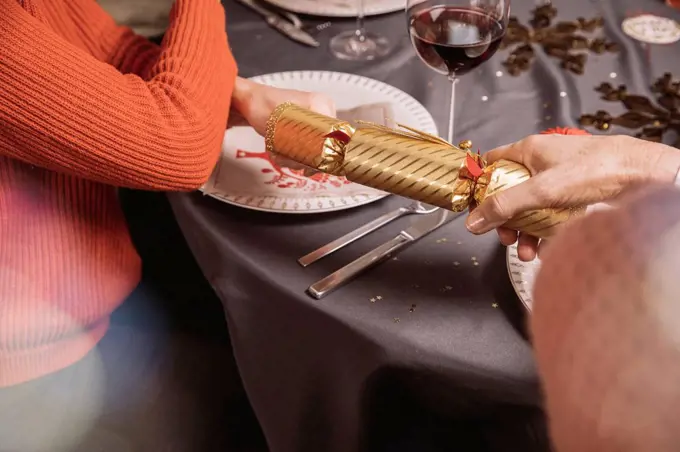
[{"left": 236, "top": 149, "right": 352, "bottom": 192}]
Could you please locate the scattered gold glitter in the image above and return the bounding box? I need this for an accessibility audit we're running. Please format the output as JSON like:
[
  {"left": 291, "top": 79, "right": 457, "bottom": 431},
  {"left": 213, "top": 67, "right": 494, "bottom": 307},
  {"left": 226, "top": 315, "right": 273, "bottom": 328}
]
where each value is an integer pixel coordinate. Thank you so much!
[
  {"left": 436, "top": 237, "right": 448, "bottom": 243},
  {"left": 409, "top": 304, "right": 416, "bottom": 313},
  {"left": 471, "top": 256, "right": 477, "bottom": 261},
  {"left": 370, "top": 298, "right": 376, "bottom": 303},
  {"left": 453, "top": 261, "right": 460, "bottom": 266},
  {"left": 492, "top": 303, "right": 499, "bottom": 308},
  {"left": 376, "top": 296, "right": 383, "bottom": 300},
  {"left": 393, "top": 317, "right": 401, "bottom": 323},
  {"left": 473, "top": 261, "right": 480, "bottom": 266}
]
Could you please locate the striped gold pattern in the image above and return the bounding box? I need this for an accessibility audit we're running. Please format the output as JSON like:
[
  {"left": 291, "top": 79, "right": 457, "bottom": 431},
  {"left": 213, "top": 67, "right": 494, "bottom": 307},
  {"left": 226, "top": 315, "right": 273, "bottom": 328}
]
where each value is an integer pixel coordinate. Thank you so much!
[
  {"left": 265, "top": 102, "right": 355, "bottom": 171},
  {"left": 342, "top": 126, "right": 472, "bottom": 211},
  {"left": 475, "top": 159, "right": 582, "bottom": 238}
]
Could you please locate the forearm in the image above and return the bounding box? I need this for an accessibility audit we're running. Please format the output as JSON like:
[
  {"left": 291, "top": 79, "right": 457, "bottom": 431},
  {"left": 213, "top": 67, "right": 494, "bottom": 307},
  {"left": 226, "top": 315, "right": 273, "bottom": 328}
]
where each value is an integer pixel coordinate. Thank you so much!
[
  {"left": 617, "top": 135, "right": 680, "bottom": 186},
  {"left": 0, "top": 0, "right": 236, "bottom": 190},
  {"left": 60, "top": 0, "right": 163, "bottom": 76}
]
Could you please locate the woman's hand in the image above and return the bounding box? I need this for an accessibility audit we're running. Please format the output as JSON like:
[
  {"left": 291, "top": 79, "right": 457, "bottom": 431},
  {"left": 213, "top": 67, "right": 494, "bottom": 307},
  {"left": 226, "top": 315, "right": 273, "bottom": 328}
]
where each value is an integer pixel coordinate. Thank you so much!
[
  {"left": 228, "top": 77, "right": 336, "bottom": 136},
  {"left": 465, "top": 133, "right": 680, "bottom": 261}
]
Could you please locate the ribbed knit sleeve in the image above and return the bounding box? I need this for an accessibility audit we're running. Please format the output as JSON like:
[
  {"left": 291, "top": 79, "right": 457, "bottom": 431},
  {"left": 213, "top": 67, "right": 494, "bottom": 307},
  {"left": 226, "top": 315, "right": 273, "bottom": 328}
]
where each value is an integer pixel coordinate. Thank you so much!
[
  {"left": 0, "top": 0, "right": 236, "bottom": 191},
  {"left": 41, "top": 0, "right": 163, "bottom": 77}
]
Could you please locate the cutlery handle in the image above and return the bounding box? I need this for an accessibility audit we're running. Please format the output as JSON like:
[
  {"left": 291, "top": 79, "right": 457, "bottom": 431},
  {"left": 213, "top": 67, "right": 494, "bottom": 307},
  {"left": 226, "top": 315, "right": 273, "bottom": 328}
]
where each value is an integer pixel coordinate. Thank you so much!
[
  {"left": 307, "top": 235, "right": 409, "bottom": 299},
  {"left": 298, "top": 208, "right": 407, "bottom": 267}
]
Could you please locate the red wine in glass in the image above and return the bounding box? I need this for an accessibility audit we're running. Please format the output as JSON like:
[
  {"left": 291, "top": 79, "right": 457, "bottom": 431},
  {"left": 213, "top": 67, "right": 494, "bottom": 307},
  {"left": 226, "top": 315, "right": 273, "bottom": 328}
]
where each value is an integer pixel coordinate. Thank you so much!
[
  {"left": 406, "top": 0, "right": 510, "bottom": 144},
  {"left": 409, "top": 7, "right": 505, "bottom": 77}
]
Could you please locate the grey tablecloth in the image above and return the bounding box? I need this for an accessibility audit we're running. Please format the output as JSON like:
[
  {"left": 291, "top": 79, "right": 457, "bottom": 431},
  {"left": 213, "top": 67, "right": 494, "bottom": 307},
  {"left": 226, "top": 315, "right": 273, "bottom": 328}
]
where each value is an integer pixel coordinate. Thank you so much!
[{"left": 169, "top": 1, "right": 680, "bottom": 451}]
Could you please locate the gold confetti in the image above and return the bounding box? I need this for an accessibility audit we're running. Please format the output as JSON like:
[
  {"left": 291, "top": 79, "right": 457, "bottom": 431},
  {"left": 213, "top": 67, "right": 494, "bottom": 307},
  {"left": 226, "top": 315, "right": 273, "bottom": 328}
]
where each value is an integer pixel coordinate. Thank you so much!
[
  {"left": 376, "top": 296, "right": 383, "bottom": 300},
  {"left": 473, "top": 261, "right": 480, "bottom": 266},
  {"left": 393, "top": 317, "right": 401, "bottom": 323},
  {"left": 492, "top": 303, "right": 499, "bottom": 308},
  {"left": 409, "top": 304, "right": 416, "bottom": 313},
  {"left": 370, "top": 298, "right": 376, "bottom": 303},
  {"left": 445, "top": 285, "right": 452, "bottom": 290}
]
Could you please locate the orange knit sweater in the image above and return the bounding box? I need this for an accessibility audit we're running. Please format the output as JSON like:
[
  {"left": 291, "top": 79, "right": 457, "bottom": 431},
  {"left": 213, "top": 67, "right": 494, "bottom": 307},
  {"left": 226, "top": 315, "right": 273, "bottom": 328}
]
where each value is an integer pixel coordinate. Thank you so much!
[{"left": 0, "top": 0, "right": 236, "bottom": 386}]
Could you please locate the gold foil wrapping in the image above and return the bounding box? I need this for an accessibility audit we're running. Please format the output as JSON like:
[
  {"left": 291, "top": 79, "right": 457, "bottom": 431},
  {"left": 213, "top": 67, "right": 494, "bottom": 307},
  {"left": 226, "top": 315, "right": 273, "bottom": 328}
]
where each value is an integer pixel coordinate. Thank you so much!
[
  {"left": 474, "top": 159, "right": 583, "bottom": 238},
  {"left": 266, "top": 103, "right": 581, "bottom": 237},
  {"left": 265, "top": 103, "right": 355, "bottom": 173}
]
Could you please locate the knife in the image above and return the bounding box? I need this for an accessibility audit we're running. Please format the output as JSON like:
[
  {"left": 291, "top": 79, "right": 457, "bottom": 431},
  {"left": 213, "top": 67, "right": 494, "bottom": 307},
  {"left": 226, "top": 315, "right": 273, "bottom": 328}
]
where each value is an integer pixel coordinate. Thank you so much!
[
  {"left": 236, "top": 0, "right": 320, "bottom": 48},
  {"left": 307, "top": 209, "right": 463, "bottom": 299}
]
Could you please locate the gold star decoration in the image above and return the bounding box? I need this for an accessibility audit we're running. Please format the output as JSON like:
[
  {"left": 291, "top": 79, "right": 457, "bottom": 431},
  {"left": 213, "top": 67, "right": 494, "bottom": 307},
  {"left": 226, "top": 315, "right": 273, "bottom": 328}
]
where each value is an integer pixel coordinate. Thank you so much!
[{"left": 492, "top": 303, "right": 499, "bottom": 309}]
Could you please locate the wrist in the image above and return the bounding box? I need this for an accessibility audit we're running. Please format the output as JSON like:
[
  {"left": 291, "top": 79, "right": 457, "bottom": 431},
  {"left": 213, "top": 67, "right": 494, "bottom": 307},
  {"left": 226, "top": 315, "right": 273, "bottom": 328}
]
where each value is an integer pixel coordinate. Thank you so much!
[
  {"left": 231, "top": 77, "right": 255, "bottom": 114},
  {"left": 648, "top": 143, "right": 680, "bottom": 186}
]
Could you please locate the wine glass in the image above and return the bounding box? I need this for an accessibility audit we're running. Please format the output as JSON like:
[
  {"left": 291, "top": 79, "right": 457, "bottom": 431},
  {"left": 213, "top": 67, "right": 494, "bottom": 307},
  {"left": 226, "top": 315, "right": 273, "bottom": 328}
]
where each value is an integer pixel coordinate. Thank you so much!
[
  {"left": 330, "top": 0, "right": 391, "bottom": 61},
  {"left": 406, "top": 0, "right": 510, "bottom": 143}
]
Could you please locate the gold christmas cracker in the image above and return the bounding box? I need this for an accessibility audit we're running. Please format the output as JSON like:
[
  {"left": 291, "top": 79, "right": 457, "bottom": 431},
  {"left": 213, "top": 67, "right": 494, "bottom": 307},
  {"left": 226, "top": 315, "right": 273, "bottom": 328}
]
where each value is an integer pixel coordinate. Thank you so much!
[
  {"left": 265, "top": 103, "right": 583, "bottom": 237},
  {"left": 265, "top": 102, "right": 473, "bottom": 211}
]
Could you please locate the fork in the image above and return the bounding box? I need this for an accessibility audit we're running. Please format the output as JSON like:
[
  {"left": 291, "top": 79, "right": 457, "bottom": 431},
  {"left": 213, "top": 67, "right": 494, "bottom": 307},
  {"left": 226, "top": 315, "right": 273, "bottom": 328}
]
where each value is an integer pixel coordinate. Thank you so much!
[{"left": 298, "top": 202, "right": 439, "bottom": 267}]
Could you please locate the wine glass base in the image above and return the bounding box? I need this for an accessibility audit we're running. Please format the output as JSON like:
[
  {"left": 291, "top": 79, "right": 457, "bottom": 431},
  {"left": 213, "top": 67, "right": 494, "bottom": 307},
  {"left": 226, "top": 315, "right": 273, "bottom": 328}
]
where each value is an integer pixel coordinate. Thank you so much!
[{"left": 330, "top": 31, "right": 391, "bottom": 61}]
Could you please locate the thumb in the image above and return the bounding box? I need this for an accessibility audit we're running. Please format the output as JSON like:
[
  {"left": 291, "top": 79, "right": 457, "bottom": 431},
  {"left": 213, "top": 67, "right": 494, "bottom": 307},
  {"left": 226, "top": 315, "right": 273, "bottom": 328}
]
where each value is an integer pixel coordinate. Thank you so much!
[{"left": 466, "top": 172, "right": 553, "bottom": 234}]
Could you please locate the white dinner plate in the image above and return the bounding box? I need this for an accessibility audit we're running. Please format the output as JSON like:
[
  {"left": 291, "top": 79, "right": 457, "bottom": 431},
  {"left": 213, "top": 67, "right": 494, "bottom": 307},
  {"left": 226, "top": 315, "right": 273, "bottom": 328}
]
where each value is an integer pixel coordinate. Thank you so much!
[
  {"left": 261, "top": 0, "right": 405, "bottom": 17},
  {"left": 201, "top": 70, "right": 438, "bottom": 214}
]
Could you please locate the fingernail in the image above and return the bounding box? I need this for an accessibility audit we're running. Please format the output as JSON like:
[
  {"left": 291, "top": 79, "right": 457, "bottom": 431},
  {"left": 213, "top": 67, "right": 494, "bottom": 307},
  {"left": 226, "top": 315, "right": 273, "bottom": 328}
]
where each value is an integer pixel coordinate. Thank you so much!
[{"left": 466, "top": 211, "right": 486, "bottom": 234}]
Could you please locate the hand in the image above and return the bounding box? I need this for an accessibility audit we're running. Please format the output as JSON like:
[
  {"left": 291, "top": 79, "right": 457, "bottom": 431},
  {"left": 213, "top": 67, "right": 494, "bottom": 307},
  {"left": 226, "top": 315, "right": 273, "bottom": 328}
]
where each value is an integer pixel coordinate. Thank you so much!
[
  {"left": 228, "top": 77, "right": 336, "bottom": 136},
  {"left": 465, "top": 133, "right": 680, "bottom": 261}
]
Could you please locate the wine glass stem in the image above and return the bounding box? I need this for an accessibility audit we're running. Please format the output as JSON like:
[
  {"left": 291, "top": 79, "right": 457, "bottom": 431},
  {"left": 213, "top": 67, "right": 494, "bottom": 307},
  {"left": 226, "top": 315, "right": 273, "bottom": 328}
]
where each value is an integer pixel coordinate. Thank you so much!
[
  {"left": 447, "top": 76, "right": 459, "bottom": 144},
  {"left": 355, "top": 0, "right": 366, "bottom": 41}
]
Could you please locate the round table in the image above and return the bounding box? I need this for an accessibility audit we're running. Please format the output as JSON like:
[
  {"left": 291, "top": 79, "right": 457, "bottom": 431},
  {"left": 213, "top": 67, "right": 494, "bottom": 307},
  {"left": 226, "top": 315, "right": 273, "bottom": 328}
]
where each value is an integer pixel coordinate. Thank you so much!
[{"left": 169, "top": 1, "right": 680, "bottom": 451}]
